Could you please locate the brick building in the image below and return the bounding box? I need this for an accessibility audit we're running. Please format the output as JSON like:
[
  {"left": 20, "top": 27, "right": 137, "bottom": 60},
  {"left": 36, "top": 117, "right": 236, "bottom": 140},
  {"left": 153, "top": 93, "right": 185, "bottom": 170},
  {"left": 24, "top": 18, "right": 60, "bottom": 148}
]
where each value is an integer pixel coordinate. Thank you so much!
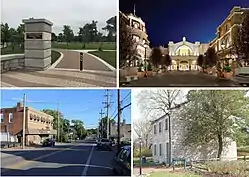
[{"left": 0, "top": 102, "right": 56, "bottom": 145}]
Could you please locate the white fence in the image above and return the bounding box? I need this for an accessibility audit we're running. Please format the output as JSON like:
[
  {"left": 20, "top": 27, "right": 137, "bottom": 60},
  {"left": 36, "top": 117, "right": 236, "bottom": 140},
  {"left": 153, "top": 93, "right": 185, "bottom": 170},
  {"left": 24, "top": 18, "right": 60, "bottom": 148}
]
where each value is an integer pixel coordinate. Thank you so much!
[{"left": 0, "top": 132, "right": 18, "bottom": 142}]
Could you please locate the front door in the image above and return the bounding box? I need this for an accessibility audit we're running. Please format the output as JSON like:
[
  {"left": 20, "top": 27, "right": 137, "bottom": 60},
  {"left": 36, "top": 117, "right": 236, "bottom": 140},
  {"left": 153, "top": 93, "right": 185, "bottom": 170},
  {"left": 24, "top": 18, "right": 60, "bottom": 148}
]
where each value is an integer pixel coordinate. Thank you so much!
[
  {"left": 179, "top": 61, "right": 189, "bottom": 71},
  {"left": 166, "top": 142, "right": 170, "bottom": 164}
]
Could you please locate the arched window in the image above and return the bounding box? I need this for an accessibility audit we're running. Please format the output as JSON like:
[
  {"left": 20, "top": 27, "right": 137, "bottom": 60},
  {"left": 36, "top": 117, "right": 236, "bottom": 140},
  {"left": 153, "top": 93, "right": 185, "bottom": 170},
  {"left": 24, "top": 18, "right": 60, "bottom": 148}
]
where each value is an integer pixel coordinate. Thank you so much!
[{"left": 176, "top": 45, "right": 193, "bottom": 56}]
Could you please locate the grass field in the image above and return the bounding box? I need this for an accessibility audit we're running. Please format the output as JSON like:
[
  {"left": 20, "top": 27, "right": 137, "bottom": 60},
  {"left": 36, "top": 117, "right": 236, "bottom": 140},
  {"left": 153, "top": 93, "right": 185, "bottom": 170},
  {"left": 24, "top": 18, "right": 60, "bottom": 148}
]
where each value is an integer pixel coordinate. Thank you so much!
[
  {"left": 149, "top": 171, "right": 200, "bottom": 177},
  {"left": 88, "top": 51, "right": 116, "bottom": 68},
  {"left": 238, "top": 146, "right": 249, "bottom": 156},
  {"left": 52, "top": 42, "right": 116, "bottom": 50},
  {"left": 51, "top": 50, "right": 61, "bottom": 64},
  {"left": 1, "top": 45, "right": 24, "bottom": 55}
]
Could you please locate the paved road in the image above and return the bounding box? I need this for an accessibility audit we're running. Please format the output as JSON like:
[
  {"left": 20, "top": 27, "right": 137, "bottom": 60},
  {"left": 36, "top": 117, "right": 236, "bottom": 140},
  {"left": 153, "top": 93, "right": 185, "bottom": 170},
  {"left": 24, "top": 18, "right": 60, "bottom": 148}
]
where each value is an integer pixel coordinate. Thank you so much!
[
  {"left": 1, "top": 142, "right": 116, "bottom": 176},
  {"left": 55, "top": 49, "right": 112, "bottom": 71},
  {"left": 1, "top": 69, "right": 116, "bottom": 87},
  {"left": 122, "top": 71, "right": 241, "bottom": 87}
]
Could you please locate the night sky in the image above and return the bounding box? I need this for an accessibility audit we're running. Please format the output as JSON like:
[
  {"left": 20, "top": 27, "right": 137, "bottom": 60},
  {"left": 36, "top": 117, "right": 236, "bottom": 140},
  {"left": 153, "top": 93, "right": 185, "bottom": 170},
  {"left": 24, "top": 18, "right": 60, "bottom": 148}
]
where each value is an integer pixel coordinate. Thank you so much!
[{"left": 120, "top": 0, "right": 249, "bottom": 47}]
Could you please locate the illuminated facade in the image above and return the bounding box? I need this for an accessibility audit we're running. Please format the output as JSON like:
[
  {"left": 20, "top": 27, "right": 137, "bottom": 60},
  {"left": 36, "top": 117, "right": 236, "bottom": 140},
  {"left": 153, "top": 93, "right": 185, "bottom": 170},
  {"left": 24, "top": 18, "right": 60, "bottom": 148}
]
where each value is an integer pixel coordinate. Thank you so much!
[
  {"left": 120, "top": 11, "right": 151, "bottom": 66},
  {"left": 161, "top": 37, "right": 209, "bottom": 71},
  {"left": 209, "top": 6, "right": 249, "bottom": 67}
]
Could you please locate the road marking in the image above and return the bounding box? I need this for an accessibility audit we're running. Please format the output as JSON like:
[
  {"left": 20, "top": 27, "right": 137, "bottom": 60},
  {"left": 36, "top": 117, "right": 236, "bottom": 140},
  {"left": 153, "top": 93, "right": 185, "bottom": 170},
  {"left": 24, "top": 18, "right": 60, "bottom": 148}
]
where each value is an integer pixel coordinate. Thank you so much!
[
  {"left": 1, "top": 145, "right": 76, "bottom": 173},
  {"left": 81, "top": 145, "right": 94, "bottom": 176}
]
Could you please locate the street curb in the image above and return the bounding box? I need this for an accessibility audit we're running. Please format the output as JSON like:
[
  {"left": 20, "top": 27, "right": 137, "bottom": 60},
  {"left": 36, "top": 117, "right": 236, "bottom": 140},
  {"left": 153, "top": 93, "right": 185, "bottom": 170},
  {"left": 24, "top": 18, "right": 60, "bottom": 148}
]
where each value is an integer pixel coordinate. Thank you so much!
[{"left": 49, "top": 51, "right": 64, "bottom": 69}]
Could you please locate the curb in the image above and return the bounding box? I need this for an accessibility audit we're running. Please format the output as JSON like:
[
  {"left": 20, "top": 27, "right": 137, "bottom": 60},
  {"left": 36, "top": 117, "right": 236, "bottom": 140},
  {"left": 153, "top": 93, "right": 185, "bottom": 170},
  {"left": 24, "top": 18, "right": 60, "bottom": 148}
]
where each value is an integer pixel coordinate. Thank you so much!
[{"left": 49, "top": 51, "right": 64, "bottom": 69}]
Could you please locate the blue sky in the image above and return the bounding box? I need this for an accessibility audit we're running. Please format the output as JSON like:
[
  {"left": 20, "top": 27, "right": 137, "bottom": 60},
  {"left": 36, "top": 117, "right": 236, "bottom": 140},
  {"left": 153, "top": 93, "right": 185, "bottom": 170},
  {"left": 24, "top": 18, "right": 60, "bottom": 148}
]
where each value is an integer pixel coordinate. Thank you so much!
[{"left": 0, "top": 89, "right": 131, "bottom": 129}]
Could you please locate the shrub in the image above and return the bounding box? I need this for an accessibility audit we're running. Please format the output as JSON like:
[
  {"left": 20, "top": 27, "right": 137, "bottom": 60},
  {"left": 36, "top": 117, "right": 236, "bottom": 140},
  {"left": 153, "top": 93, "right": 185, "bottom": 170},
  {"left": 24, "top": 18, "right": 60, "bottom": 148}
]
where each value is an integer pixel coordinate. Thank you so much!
[
  {"left": 133, "top": 147, "right": 152, "bottom": 157},
  {"left": 206, "top": 161, "right": 249, "bottom": 176},
  {"left": 223, "top": 66, "right": 232, "bottom": 72},
  {"left": 147, "top": 63, "right": 152, "bottom": 71}
]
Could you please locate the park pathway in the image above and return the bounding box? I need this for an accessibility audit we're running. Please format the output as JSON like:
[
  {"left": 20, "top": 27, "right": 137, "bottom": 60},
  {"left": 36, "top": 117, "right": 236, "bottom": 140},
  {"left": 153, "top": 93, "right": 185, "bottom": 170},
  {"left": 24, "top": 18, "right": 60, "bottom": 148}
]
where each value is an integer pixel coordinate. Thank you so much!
[
  {"left": 1, "top": 69, "right": 116, "bottom": 87},
  {"left": 54, "top": 49, "right": 112, "bottom": 71}
]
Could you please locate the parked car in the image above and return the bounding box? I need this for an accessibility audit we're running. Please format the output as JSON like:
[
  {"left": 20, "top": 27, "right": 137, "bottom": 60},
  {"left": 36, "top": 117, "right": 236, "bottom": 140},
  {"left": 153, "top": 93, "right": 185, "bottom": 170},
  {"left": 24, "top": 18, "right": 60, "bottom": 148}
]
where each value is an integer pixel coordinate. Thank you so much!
[
  {"left": 112, "top": 145, "right": 131, "bottom": 176},
  {"left": 42, "top": 138, "right": 55, "bottom": 147},
  {"left": 96, "top": 138, "right": 112, "bottom": 150}
]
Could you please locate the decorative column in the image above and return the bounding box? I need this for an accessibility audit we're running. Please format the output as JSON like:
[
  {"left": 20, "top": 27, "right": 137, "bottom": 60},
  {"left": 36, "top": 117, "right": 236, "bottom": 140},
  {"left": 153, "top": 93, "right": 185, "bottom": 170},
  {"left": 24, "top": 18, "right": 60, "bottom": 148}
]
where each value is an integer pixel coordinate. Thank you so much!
[{"left": 22, "top": 18, "right": 53, "bottom": 70}]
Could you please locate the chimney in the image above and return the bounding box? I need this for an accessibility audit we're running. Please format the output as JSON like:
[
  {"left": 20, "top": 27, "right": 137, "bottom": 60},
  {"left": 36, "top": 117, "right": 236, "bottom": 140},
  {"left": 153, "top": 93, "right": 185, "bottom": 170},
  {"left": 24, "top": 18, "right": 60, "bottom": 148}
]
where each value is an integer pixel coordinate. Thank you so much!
[
  {"left": 17, "top": 102, "right": 23, "bottom": 108},
  {"left": 16, "top": 102, "right": 23, "bottom": 112}
]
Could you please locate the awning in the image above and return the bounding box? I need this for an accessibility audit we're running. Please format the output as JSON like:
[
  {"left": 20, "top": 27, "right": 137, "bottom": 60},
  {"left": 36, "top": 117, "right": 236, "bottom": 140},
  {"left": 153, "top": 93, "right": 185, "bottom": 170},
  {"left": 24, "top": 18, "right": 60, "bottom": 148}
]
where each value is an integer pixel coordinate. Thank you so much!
[{"left": 16, "top": 128, "right": 57, "bottom": 136}]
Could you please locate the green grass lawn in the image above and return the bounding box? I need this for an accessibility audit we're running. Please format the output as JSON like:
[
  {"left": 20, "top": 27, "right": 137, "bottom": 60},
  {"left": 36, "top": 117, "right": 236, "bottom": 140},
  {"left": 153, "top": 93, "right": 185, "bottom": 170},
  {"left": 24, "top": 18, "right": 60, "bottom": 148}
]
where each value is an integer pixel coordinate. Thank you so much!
[
  {"left": 238, "top": 146, "right": 249, "bottom": 156},
  {"left": 88, "top": 51, "right": 116, "bottom": 68},
  {"left": 52, "top": 42, "right": 116, "bottom": 50},
  {"left": 51, "top": 50, "right": 61, "bottom": 64},
  {"left": 1, "top": 45, "right": 24, "bottom": 55},
  {"left": 149, "top": 171, "right": 201, "bottom": 177}
]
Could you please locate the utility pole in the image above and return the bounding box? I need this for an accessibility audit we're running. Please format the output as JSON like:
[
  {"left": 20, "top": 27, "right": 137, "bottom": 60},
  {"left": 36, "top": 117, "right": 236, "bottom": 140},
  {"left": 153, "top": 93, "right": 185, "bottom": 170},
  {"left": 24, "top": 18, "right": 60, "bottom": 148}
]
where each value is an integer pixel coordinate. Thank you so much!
[
  {"left": 117, "top": 89, "right": 121, "bottom": 152},
  {"left": 57, "top": 102, "right": 60, "bottom": 142},
  {"left": 99, "top": 109, "right": 104, "bottom": 138},
  {"left": 103, "top": 89, "right": 113, "bottom": 139},
  {"left": 22, "top": 94, "right": 26, "bottom": 149}
]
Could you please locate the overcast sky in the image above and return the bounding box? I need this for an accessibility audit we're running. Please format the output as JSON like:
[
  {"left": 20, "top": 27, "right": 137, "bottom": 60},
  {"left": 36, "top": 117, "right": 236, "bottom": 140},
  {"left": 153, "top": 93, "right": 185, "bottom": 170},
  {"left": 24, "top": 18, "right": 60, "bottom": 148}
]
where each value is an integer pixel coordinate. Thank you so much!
[{"left": 1, "top": 0, "right": 117, "bottom": 35}]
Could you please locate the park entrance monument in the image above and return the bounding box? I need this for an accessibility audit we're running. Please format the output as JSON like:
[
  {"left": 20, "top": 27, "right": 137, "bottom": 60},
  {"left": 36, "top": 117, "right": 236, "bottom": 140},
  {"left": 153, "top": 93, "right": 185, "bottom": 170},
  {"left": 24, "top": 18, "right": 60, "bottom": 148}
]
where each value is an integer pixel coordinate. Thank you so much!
[{"left": 22, "top": 18, "right": 53, "bottom": 70}]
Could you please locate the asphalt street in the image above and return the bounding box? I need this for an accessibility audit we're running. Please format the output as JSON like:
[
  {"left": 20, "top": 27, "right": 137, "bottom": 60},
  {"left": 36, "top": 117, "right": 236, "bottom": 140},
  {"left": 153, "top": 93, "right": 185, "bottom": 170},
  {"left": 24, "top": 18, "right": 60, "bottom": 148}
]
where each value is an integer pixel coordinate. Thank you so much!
[
  {"left": 121, "top": 71, "right": 241, "bottom": 87},
  {"left": 1, "top": 141, "right": 116, "bottom": 176}
]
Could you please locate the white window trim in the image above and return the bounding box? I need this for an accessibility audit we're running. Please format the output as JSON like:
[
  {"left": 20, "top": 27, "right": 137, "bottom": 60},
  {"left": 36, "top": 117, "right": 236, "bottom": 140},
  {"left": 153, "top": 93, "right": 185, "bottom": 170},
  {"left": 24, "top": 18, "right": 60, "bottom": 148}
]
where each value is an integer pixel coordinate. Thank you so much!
[
  {"left": 9, "top": 113, "right": 13, "bottom": 123},
  {"left": 0, "top": 113, "right": 3, "bottom": 123}
]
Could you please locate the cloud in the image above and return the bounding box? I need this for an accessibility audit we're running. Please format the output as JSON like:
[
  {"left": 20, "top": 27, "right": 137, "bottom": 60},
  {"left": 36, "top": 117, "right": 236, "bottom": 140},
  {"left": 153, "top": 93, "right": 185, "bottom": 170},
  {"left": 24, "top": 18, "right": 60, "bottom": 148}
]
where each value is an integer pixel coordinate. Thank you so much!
[{"left": 2, "top": 0, "right": 117, "bottom": 34}]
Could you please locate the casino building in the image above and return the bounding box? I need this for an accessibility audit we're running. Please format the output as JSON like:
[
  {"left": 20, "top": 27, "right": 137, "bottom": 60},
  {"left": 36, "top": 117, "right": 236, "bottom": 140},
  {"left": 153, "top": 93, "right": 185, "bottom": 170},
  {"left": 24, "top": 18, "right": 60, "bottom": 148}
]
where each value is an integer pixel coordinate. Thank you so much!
[{"left": 160, "top": 37, "right": 209, "bottom": 71}]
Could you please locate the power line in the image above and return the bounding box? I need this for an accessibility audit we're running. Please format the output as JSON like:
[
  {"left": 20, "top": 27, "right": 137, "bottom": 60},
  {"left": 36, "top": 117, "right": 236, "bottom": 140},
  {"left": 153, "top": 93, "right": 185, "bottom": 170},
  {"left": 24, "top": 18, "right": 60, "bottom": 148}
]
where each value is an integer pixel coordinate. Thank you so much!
[{"left": 121, "top": 91, "right": 131, "bottom": 103}]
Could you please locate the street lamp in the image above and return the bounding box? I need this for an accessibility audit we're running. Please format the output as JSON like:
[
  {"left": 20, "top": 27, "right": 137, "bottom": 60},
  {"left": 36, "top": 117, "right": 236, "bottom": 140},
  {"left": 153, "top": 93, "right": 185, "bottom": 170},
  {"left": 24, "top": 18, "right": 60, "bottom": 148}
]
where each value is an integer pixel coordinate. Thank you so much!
[
  {"left": 221, "top": 41, "right": 226, "bottom": 68},
  {"left": 139, "top": 137, "right": 142, "bottom": 175},
  {"left": 144, "top": 44, "right": 147, "bottom": 77}
]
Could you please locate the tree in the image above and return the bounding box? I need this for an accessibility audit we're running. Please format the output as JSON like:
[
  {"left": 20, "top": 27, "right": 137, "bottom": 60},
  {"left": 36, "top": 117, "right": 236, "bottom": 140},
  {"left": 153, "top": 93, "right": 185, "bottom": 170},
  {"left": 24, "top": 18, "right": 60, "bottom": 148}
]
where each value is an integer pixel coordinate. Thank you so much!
[
  {"left": 197, "top": 54, "right": 204, "bottom": 69},
  {"left": 150, "top": 47, "right": 163, "bottom": 68},
  {"left": 58, "top": 33, "right": 63, "bottom": 42},
  {"left": 205, "top": 47, "right": 219, "bottom": 68},
  {"left": 181, "top": 90, "right": 249, "bottom": 159},
  {"left": 71, "top": 120, "right": 87, "bottom": 140},
  {"left": 162, "top": 54, "right": 172, "bottom": 70},
  {"left": 62, "top": 25, "right": 74, "bottom": 48},
  {"left": 8, "top": 28, "right": 17, "bottom": 51},
  {"left": 119, "top": 12, "right": 137, "bottom": 68},
  {"left": 133, "top": 117, "right": 152, "bottom": 148},
  {"left": 52, "top": 33, "right": 57, "bottom": 42},
  {"left": 99, "top": 116, "right": 115, "bottom": 138},
  {"left": 102, "top": 16, "right": 116, "bottom": 42},
  {"left": 16, "top": 24, "right": 24, "bottom": 49},
  {"left": 1, "top": 23, "right": 10, "bottom": 47},
  {"left": 232, "top": 11, "right": 249, "bottom": 66}
]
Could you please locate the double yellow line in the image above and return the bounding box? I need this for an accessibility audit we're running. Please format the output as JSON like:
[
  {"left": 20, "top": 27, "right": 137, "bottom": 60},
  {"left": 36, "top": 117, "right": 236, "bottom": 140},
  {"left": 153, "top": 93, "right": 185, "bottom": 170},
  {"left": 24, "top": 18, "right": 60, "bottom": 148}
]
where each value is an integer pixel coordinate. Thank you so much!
[{"left": 1, "top": 146, "right": 75, "bottom": 173}]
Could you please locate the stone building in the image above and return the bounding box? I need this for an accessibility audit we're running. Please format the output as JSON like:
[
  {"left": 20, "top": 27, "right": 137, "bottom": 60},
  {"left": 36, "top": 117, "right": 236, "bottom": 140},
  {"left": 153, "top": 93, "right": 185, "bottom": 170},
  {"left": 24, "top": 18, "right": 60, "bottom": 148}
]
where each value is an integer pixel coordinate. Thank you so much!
[
  {"left": 120, "top": 11, "right": 151, "bottom": 67},
  {"left": 151, "top": 107, "right": 237, "bottom": 164},
  {"left": 209, "top": 6, "right": 249, "bottom": 68},
  {"left": 159, "top": 37, "right": 209, "bottom": 71},
  {"left": 0, "top": 102, "right": 56, "bottom": 145}
]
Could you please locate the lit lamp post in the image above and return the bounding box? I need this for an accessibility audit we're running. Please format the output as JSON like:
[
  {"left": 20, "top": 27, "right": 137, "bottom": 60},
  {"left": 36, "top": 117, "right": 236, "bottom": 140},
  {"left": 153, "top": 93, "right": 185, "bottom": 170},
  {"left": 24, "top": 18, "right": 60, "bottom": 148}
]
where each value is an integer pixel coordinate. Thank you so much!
[
  {"left": 144, "top": 44, "right": 147, "bottom": 77},
  {"left": 139, "top": 137, "right": 142, "bottom": 175},
  {"left": 221, "top": 41, "right": 226, "bottom": 68}
]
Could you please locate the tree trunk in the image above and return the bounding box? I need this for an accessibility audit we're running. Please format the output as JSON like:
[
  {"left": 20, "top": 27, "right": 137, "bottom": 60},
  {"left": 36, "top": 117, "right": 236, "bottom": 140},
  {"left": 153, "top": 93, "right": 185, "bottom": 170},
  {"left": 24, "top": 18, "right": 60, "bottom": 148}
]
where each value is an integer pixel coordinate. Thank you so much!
[{"left": 217, "top": 133, "right": 223, "bottom": 160}]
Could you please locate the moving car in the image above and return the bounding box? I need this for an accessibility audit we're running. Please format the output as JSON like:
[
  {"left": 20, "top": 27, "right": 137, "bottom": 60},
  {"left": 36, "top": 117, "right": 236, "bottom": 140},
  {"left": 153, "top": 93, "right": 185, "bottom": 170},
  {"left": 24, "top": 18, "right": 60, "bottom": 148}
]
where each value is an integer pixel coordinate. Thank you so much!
[{"left": 112, "top": 145, "right": 131, "bottom": 176}]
